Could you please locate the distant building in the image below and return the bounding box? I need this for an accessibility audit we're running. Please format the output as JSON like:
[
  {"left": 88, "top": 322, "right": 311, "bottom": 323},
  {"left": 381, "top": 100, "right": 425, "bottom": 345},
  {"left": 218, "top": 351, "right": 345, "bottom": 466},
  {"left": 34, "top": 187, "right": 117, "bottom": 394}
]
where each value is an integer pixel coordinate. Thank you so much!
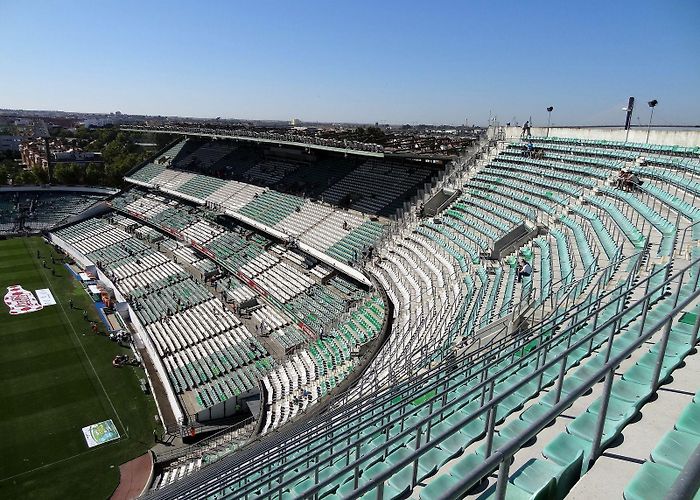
[
  {"left": 82, "top": 113, "right": 124, "bottom": 128},
  {"left": 20, "top": 137, "right": 101, "bottom": 170},
  {"left": 20, "top": 139, "right": 49, "bottom": 169},
  {"left": 0, "top": 135, "right": 22, "bottom": 152},
  {"left": 82, "top": 117, "right": 113, "bottom": 128},
  {"left": 52, "top": 150, "right": 101, "bottom": 162},
  {"left": 14, "top": 119, "right": 49, "bottom": 138}
]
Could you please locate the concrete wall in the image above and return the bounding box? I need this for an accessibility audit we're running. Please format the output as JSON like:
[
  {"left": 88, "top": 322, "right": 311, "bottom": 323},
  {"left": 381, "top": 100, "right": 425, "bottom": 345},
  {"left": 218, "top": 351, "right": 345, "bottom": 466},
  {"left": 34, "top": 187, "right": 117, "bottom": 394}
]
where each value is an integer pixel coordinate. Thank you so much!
[{"left": 499, "top": 126, "right": 700, "bottom": 147}]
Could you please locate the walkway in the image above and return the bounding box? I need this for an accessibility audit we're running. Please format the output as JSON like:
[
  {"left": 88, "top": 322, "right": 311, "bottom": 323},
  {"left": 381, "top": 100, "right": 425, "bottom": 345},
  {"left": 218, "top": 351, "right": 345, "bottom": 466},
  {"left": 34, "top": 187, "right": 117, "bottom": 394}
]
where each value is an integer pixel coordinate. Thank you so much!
[{"left": 111, "top": 453, "right": 153, "bottom": 500}]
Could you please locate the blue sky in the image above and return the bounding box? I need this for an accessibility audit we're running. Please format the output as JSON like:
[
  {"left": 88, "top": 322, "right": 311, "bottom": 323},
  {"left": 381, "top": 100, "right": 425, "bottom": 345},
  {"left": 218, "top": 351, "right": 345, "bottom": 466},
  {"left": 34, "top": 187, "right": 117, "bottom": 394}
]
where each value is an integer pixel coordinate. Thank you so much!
[{"left": 1, "top": 0, "right": 698, "bottom": 125}]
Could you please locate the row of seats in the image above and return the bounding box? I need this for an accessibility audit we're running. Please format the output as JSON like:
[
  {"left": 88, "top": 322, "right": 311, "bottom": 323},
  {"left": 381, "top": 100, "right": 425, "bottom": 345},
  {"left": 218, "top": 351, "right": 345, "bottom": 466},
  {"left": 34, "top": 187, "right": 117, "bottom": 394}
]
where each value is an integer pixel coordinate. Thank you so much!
[
  {"left": 145, "top": 134, "right": 700, "bottom": 495},
  {"left": 522, "top": 134, "right": 700, "bottom": 156},
  {"left": 54, "top": 216, "right": 276, "bottom": 413},
  {"left": 341, "top": 133, "right": 697, "bottom": 459},
  {"left": 625, "top": 389, "right": 700, "bottom": 499},
  {"left": 261, "top": 296, "right": 386, "bottom": 433},
  {"left": 321, "top": 159, "right": 432, "bottom": 214},
  {"left": 0, "top": 190, "right": 107, "bottom": 234},
  {"left": 158, "top": 254, "right": 678, "bottom": 498},
  {"left": 111, "top": 190, "right": 372, "bottom": 340},
  {"left": 109, "top": 190, "right": 391, "bottom": 430},
  {"left": 122, "top": 161, "right": 390, "bottom": 267}
]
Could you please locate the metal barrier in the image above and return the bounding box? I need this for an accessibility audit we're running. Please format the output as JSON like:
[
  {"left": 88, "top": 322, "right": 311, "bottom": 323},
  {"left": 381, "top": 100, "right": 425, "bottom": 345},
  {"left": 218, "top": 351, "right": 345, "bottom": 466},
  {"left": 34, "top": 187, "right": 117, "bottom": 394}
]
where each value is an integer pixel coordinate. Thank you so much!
[
  {"left": 666, "top": 443, "right": 700, "bottom": 500},
  {"left": 149, "top": 257, "right": 692, "bottom": 499},
  {"left": 155, "top": 239, "right": 654, "bottom": 499},
  {"left": 291, "top": 258, "right": 699, "bottom": 499},
  {"left": 155, "top": 416, "right": 256, "bottom": 464},
  {"left": 340, "top": 247, "right": 644, "bottom": 421},
  {"left": 438, "top": 281, "right": 700, "bottom": 500}
]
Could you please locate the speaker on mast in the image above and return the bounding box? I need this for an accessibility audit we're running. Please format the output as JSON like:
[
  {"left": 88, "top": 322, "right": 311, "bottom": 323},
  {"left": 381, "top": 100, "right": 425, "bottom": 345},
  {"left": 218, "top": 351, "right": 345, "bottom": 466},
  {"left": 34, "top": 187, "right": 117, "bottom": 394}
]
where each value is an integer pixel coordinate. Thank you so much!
[{"left": 623, "top": 96, "right": 635, "bottom": 130}]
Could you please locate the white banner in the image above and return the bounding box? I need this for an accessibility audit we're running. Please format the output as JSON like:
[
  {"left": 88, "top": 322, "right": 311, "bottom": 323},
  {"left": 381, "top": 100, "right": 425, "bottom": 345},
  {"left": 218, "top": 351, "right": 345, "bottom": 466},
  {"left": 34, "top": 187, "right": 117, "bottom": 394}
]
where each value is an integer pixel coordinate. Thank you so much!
[{"left": 35, "top": 289, "right": 56, "bottom": 306}]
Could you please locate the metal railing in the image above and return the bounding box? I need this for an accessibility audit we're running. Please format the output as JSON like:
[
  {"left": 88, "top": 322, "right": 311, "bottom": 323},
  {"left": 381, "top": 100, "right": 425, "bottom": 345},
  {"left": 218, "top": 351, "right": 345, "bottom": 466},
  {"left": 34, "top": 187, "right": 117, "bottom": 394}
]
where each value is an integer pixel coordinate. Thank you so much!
[
  {"left": 155, "top": 416, "right": 256, "bottom": 464},
  {"left": 148, "top": 132, "right": 687, "bottom": 496},
  {"left": 679, "top": 218, "right": 700, "bottom": 256},
  {"left": 149, "top": 255, "right": 690, "bottom": 500},
  {"left": 351, "top": 243, "right": 641, "bottom": 409},
  {"left": 306, "top": 258, "right": 700, "bottom": 500},
  {"left": 667, "top": 443, "right": 700, "bottom": 500},
  {"left": 438, "top": 273, "right": 700, "bottom": 500}
]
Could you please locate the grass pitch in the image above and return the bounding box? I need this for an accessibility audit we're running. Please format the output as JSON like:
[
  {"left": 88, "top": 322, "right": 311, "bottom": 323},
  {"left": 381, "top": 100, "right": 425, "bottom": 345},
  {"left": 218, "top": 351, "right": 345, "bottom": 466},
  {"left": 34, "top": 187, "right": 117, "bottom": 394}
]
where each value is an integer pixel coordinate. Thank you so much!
[{"left": 0, "top": 237, "right": 157, "bottom": 499}]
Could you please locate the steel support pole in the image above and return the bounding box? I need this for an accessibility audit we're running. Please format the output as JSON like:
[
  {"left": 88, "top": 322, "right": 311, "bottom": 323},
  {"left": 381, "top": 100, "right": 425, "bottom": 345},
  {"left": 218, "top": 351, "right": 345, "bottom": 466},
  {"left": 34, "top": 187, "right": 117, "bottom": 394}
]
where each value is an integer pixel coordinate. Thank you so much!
[
  {"left": 494, "top": 457, "right": 512, "bottom": 500},
  {"left": 484, "top": 404, "right": 499, "bottom": 458},
  {"left": 651, "top": 319, "right": 674, "bottom": 392},
  {"left": 591, "top": 368, "right": 615, "bottom": 462}
]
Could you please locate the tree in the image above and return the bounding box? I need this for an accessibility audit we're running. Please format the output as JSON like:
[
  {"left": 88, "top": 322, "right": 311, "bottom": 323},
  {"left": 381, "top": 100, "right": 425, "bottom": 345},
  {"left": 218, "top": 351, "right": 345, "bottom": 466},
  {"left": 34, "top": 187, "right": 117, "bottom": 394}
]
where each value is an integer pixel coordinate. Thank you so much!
[
  {"left": 1, "top": 158, "right": 24, "bottom": 185},
  {"left": 85, "top": 163, "right": 105, "bottom": 186},
  {"left": 53, "top": 163, "right": 83, "bottom": 185},
  {"left": 44, "top": 126, "right": 155, "bottom": 188},
  {"left": 31, "top": 166, "right": 49, "bottom": 184},
  {"left": 14, "top": 169, "right": 39, "bottom": 185}
]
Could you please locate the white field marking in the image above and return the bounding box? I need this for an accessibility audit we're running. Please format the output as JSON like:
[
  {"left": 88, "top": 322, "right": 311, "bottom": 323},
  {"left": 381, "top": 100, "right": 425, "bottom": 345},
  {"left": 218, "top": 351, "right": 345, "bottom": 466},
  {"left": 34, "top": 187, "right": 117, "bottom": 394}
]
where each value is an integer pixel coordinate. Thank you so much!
[
  {"left": 0, "top": 438, "right": 123, "bottom": 483},
  {"left": 27, "top": 239, "right": 128, "bottom": 437}
]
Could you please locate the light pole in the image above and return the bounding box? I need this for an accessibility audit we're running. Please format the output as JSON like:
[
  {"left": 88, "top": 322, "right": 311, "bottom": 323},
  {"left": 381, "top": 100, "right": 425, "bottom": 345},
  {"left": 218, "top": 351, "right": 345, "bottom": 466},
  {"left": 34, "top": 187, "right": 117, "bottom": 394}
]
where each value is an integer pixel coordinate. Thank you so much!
[
  {"left": 546, "top": 106, "right": 554, "bottom": 138},
  {"left": 646, "top": 99, "right": 658, "bottom": 143}
]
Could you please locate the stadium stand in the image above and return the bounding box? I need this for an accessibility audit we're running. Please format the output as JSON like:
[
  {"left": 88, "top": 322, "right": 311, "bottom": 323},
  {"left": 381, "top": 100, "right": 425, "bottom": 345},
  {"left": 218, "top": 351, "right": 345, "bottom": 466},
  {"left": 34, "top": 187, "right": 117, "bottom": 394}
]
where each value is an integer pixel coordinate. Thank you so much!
[
  {"left": 121, "top": 125, "right": 700, "bottom": 499},
  {"left": 126, "top": 138, "right": 432, "bottom": 218},
  {"left": 126, "top": 149, "right": 388, "bottom": 266},
  {"left": 0, "top": 188, "right": 112, "bottom": 234},
  {"left": 26, "top": 123, "right": 697, "bottom": 498},
  {"left": 54, "top": 217, "right": 274, "bottom": 414},
  {"left": 54, "top": 191, "right": 385, "bottom": 432},
  {"left": 321, "top": 158, "right": 432, "bottom": 214}
]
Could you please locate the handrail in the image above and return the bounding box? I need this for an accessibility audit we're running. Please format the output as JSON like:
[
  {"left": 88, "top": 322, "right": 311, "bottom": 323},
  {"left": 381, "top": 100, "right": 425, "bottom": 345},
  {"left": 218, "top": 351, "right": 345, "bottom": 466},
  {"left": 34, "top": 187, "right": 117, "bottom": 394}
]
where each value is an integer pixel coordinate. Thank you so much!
[
  {"left": 314, "top": 178, "right": 668, "bottom": 424},
  {"left": 326, "top": 260, "right": 700, "bottom": 500},
  {"left": 440, "top": 283, "right": 700, "bottom": 499},
  {"left": 679, "top": 218, "right": 700, "bottom": 254},
  {"left": 666, "top": 442, "right": 700, "bottom": 500},
  {"left": 155, "top": 416, "right": 255, "bottom": 464},
  {"left": 154, "top": 238, "right": 644, "bottom": 484},
  {"left": 344, "top": 245, "right": 643, "bottom": 409},
  {"left": 165, "top": 258, "right": 680, "bottom": 500},
  {"left": 545, "top": 245, "right": 633, "bottom": 316},
  {"left": 149, "top": 139, "right": 688, "bottom": 498}
]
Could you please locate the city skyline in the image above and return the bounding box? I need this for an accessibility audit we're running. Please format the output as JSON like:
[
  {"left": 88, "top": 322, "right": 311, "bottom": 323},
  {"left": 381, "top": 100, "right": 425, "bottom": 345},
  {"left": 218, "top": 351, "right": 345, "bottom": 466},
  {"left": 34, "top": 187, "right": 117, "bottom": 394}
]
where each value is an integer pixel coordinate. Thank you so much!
[{"left": 1, "top": 0, "right": 699, "bottom": 126}]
